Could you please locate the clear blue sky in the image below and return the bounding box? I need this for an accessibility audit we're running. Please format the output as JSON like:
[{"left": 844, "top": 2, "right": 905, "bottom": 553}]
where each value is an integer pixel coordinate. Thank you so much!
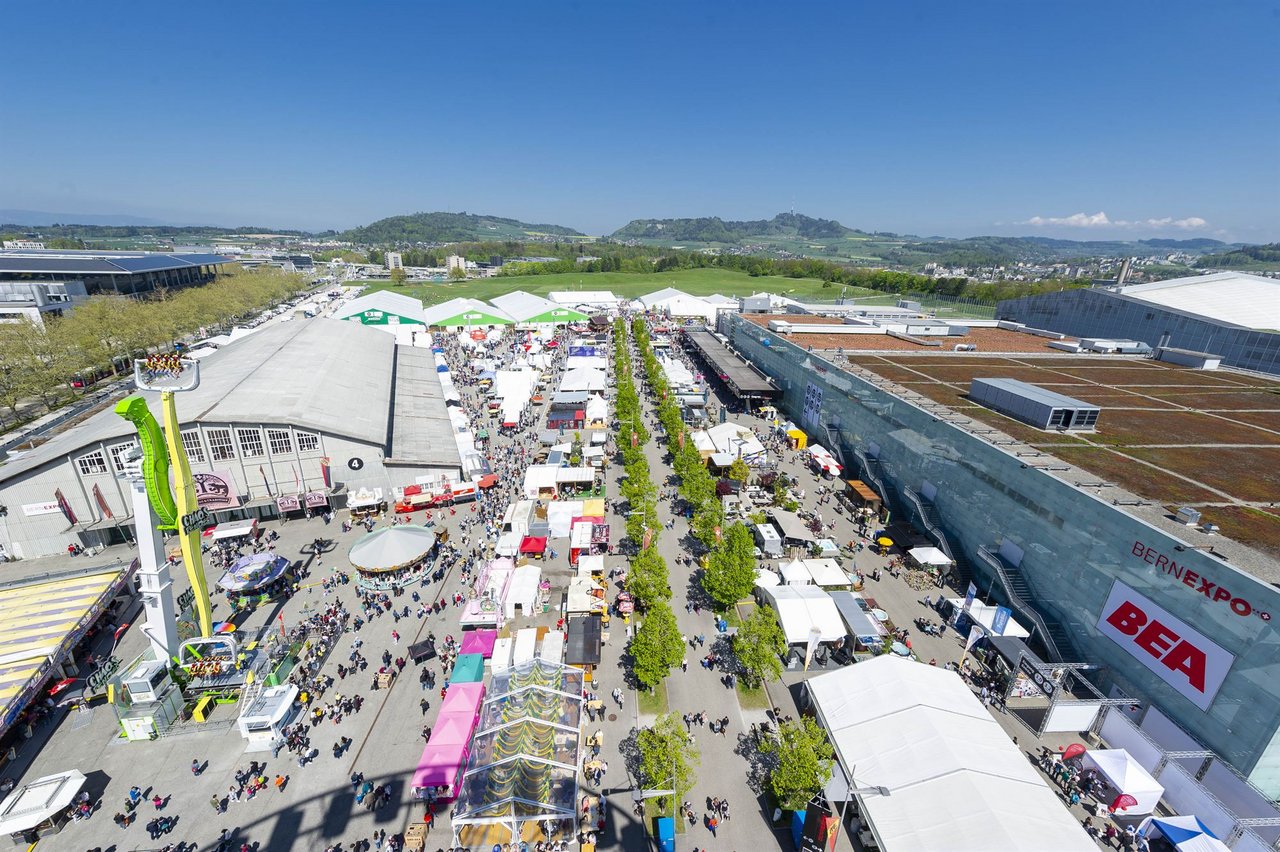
[{"left": 3, "top": 1, "right": 1277, "bottom": 241}]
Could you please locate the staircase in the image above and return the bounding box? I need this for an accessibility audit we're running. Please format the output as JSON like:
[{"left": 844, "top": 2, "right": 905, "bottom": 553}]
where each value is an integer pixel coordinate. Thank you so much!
[
  {"left": 849, "top": 447, "right": 890, "bottom": 511},
  {"left": 976, "top": 546, "right": 1072, "bottom": 662},
  {"left": 900, "top": 487, "right": 977, "bottom": 591}
]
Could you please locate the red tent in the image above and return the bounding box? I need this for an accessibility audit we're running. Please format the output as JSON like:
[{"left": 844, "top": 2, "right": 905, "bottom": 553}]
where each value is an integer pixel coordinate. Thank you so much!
[
  {"left": 476, "top": 474, "right": 499, "bottom": 489},
  {"left": 519, "top": 536, "right": 548, "bottom": 555}
]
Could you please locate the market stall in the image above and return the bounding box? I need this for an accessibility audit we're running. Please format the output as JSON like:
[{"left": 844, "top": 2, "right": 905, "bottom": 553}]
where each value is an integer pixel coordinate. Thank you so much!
[
  {"left": 217, "top": 553, "right": 293, "bottom": 607},
  {"left": 512, "top": 627, "right": 539, "bottom": 665},
  {"left": 518, "top": 536, "right": 547, "bottom": 559},
  {"left": 1081, "top": 749, "right": 1165, "bottom": 815},
  {"left": 210, "top": 518, "right": 258, "bottom": 542},
  {"left": 1138, "top": 816, "right": 1229, "bottom": 852},
  {"left": 0, "top": 770, "right": 87, "bottom": 842},
  {"left": 236, "top": 683, "right": 300, "bottom": 751},
  {"left": 348, "top": 487, "right": 386, "bottom": 519},
  {"left": 459, "top": 629, "right": 498, "bottom": 658},
  {"left": 451, "top": 653, "right": 486, "bottom": 684},
  {"left": 909, "top": 546, "right": 954, "bottom": 574}
]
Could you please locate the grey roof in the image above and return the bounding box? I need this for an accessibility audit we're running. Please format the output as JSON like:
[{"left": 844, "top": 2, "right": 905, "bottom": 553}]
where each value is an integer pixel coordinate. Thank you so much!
[
  {"left": 685, "top": 330, "right": 777, "bottom": 396},
  {"left": 0, "top": 249, "right": 231, "bottom": 275},
  {"left": 0, "top": 319, "right": 395, "bottom": 484},
  {"left": 388, "top": 346, "right": 462, "bottom": 468},
  {"left": 970, "top": 378, "right": 1098, "bottom": 411}
]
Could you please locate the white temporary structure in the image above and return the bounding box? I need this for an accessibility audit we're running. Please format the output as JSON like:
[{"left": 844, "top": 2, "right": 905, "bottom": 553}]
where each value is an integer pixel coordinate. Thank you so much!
[
  {"left": 802, "top": 558, "right": 850, "bottom": 587},
  {"left": 1082, "top": 749, "right": 1165, "bottom": 815},
  {"left": 0, "top": 769, "right": 87, "bottom": 836},
  {"left": 560, "top": 367, "right": 607, "bottom": 392},
  {"left": 539, "top": 630, "right": 565, "bottom": 663},
  {"left": 348, "top": 526, "right": 438, "bottom": 571},
  {"left": 505, "top": 564, "right": 542, "bottom": 619},
  {"left": 754, "top": 568, "right": 781, "bottom": 588},
  {"left": 780, "top": 558, "right": 811, "bottom": 586},
  {"left": 491, "top": 637, "right": 514, "bottom": 673},
  {"left": 807, "top": 657, "right": 1096, "bottom": 852},
  {"left": 908, "top": 546, "right": 952, "bottom": 568},
  {"left": 512, "top": 627, "right": 539, "bottom": 665},
  {"left": 758, "top": 585, "right": 845, "bottom": 645}
]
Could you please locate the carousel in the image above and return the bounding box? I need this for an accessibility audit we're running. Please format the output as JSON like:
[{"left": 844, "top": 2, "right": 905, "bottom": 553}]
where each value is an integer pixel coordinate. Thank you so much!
[
  {"left": 216, "top": 553, "right": 293, "bottom": 608},
  {"left": 348, "top": 525, "right": 438, "bottom": 590}
]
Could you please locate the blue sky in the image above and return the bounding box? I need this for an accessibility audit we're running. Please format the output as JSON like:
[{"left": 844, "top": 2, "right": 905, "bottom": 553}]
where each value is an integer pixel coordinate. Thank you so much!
[{"left": 2, "top": 1, "right": 1276, "bottom": 241}]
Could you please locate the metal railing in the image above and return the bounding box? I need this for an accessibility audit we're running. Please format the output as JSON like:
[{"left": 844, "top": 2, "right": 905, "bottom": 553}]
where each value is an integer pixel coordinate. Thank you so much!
[{"left": 975, "top": 546, "right": 1067, "bottom": 662}]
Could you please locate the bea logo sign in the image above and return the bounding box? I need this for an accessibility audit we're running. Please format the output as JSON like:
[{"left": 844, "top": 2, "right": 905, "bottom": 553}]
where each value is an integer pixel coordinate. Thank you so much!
[{"left": 1097, "top": 580, "right": 1234, "bottom": 711}]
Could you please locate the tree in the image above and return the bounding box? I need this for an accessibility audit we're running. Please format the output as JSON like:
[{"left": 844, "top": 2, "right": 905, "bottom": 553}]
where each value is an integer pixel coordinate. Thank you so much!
[
  {"left": 761, "top": 717, "right": 834, "bottom": 811},
  {"left": 389, "top": 267, "right": 407, "bottom": 285},
  {"left": 448, "top": 264, "right": 467, "bottom": 281},
  {"left": 727, "top": 458, "right": 751, "bottom": 483},
  {"left": 626, "top": 546, "right": 671, "bottom": 608},
  {"left": 637, "top": 712, "right": 700, "bottom": 814},
  {"left": 630, "top": 600, "right": 684, "bottom": 689},
  {"left": 701, "top": 523, "right": 757, "bottom": 610},
  {"left": 733, "top": 606, "right": 786, "bottom": 688}
]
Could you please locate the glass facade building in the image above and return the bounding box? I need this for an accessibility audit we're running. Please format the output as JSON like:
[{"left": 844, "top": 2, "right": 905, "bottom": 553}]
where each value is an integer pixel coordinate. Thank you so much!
[{"left": 727, "top": 315, "right": 1280, "bottom": 794}]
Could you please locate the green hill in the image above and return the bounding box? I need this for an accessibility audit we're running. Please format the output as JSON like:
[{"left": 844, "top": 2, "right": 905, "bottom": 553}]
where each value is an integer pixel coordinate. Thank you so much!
[
  {"left": 1195, "top": 242, "right": 1280, "bottom": 271},
  {"left": 611, "top": 212, "right": 856, "bottom": 243},
  {"left": 340, "top": 211, "right": 584, "bottom": 244}
]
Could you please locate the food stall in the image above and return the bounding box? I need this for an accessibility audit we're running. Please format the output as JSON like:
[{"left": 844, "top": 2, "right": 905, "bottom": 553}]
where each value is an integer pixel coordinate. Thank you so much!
[
  {"left": 844, "top": 479, "right": 882, "bottom": 515},
  {"left": 0, "top": 770, "right": 87, "bottom": 843},
  {"left": 209, "top": 518, "right": 259, "bottom": 542},
  {"left": 348, "top": 487, "right": 386, "bottom": 519}
]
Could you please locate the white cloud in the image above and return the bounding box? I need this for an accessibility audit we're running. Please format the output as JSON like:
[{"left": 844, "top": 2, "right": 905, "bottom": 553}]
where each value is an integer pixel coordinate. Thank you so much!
[{"left": 1022, "top": 211, "right": 1209, "bottom": 230}]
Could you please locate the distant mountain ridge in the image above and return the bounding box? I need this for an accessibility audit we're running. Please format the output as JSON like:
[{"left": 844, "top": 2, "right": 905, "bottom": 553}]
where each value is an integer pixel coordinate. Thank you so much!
[
  {"left": 0, "top": 209, "right": 173, "bottom": 227},
  {"left": 338, "top": 211, "right": 584, "bottom": 244},
  {"left": 611, "top": 212, "right": 857, "bottom": 242}
]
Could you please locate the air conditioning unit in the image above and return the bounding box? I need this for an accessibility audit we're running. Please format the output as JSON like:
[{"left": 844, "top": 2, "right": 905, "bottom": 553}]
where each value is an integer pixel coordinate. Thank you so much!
[{"left": 1176, "top": 507, "right": 1202, "bottom": 526}]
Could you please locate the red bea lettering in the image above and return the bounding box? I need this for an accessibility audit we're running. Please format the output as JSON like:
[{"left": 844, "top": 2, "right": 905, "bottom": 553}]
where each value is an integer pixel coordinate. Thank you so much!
[
  {"left": 1134, "top": 620, "right": 1180, "bottom": 659},
  {"left": 1106, "top": 602, "right": 1146, "bottom": 636},
  {"left": 1162, "top": 641, "right": 1208, "bottom": 693}
]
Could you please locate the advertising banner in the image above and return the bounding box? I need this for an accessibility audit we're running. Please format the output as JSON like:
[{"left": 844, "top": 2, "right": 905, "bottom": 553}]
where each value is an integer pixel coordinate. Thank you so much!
[
  {"left": 54, "top": 489, "right": 77, "bottom": 526},
  {"left": 963, "top": 582, "right": 977, "bottom": 612},
  {"left": 22, "top": 501, "right": 62, "bottom": 517},
  {"left": 305, "top": 491, "right": 330, "bottom": 508},
  {"left": 276, "top": 494, "right": 302, "bottom": 512},
  {"left": 93, "top": 483, "right": 114, "bottom": 519},
  {"left": 802, "top": 382, "right": 824, "bottom": 430},
  {"left": 991, "top": 606, "right": 1012, "bottom": 636},
  {"left": 1096, "top": 579, "right": 1235, "bottom": 711},
  {"left": 191, "top": 470, "right": 240, "bottom": 511}
]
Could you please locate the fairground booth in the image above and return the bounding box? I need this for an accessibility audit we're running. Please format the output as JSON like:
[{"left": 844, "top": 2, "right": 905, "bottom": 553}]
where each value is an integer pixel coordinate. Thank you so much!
[
  {"left": 453, "top": 660, "right": 584, "bottom": 847},
  {"left": 412, "top": 681, "right": 485, "bottom": 801},
  {"left": 0, "top": 770, "right": 88, "bottom": 843},
  {"left": 348, "top": 525, "right": 438, "bottom": 590},
  {"left": 216, "top": 553, "right": 293, "bottom": 608}
]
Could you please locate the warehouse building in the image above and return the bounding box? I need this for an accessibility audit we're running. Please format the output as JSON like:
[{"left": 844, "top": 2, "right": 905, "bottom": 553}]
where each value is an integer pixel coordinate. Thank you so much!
[
  {"left": 725, "top": 312, "right": 1280, "bottom": 796},
  {"left": 0, "top": 319, "right": 461, "bottom": 559},
  {"left": 997, "top": 272, "right": 1280, "bottom": 376},
  {"left": 0, "top": 248, "right": 231, "bottom": 295}
]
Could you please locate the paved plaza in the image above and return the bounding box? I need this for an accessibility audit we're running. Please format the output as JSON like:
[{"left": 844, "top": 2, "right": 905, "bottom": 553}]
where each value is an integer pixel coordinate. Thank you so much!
[{"left": 1, "top": 321, "right": 1106, "bottom": 852}]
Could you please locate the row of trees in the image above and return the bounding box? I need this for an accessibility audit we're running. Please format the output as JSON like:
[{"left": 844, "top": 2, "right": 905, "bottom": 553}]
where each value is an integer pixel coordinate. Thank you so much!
[
  {"left": 0, "top": 266, "right": 305, "bottom": 422},
  {"left": 628, "top": 319, "right": 829, "bottom": 813}
]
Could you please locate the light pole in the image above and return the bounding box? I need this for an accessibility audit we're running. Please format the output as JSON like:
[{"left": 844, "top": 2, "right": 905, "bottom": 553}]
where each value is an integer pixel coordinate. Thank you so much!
[{"left": 829, "top": 762, "right": 890, "bottom": 850}]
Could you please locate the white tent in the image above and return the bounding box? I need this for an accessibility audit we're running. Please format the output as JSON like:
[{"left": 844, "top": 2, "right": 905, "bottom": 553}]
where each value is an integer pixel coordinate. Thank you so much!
[
  {"left": 803, "top": 558, "right": 850, "bottom": 587},
  {"left": 522, "top": 465, "right": 560, "bottom": 499},
  {"left": 807, "top": 657, "right": 1096, "bottom": 852},
  {"left": 577, "top": 554, "right": 604, "bottom": 578},
  {"left": 754, "top": 569, "right": 781, "bottom": 588},
  {"left": 567, "top": 577, "right": 606, "bottom": 614},
  {"left": 560, "top": 367, "right": 607, "bottom": 392},
  {"left": 564, "top": 355, "right": 608, "bottom": 371},
  {"left": 547, "top": 501, "right": 584, "bottom": 538},
  {"left": 949, "top": 599, "right": 1032, "bottom": 639},
  {"left": 909, "top": 546, "right": 953, "bottom": 568},
  {"left": 512, "top": 627, "right": 539, "bottom": 664},
  {"left": 0, "top": 769, "right": 87, "bottom": 836},
  {"left": 780, "top": 558, "right": 811, "bottom": 586},
  {"left": 491, "top": 637, "right": 514, "bottom": 673},
  {"left": 585, "top": 395, "right": 608, "bottom": 426},
  {"left": 495, "top": 532, "right": 522, "bottom": 557},
  {"left": 505, "top": 564, "right": 542, "bottom": 619},
  {"left": 1082, "top": 749, "right": 1165, "bottom": 815},
  {"left": 758, "top": 585, "right": 845, "bottom": 644}
]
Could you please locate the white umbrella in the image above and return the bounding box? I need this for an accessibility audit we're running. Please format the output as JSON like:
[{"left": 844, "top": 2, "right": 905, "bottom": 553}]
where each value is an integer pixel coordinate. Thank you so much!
[
  {"left": 348, "top": 526, "right": 438, "bottom": 572},
  {"left": 0, "top": 770, "right": 87, "bottom": 835}
]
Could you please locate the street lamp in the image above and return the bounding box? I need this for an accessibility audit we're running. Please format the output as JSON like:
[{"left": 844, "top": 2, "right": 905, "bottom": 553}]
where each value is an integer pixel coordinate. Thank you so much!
[{"left": 829, "top": 763, "right": 890, "bottom": 849}]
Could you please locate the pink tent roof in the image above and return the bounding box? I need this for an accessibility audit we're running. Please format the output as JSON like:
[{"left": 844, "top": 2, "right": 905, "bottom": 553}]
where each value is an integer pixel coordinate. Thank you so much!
[
  {"left": 411, "top": 742, "right": 468, "bottom": 790},
  {"left": 439, "top": 681, "right": 486, "bottom": 718},
  {"left": 460, "top": 629, "right": 498, "bottom": 657},
  {"left": 429, "top": 711, "right": 478, "bottom": 747}
]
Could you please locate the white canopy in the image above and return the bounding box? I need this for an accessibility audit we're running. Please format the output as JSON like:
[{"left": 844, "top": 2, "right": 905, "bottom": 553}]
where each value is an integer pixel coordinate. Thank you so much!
[
  {"left": 348, "top": 526, "right": 437, "bottom": 571},
  {"left": 758, "top": 585, "right": 845, "bottom": 644},
  {"left": 495, "top": 531, "right": 522, "bottom": 557},
  {"left": 577, "top": 554, "right": 604, "bottom": 578},
  {"left": 547, "top": 500, "right": 584, "bottom": 538},
  {"left": 1139, "top": 816, "right": 1230, "bottom": 852},
  {"left": 505, "top": 564, "right": 542, "bottom": 618},
  {"left": 754, "top": 568, "right": 781, "bottom": 588},
  {"left": 909, "top": 546, "right": 953, "bottom": 567},
  {"left": 585, "top": 395, "right": 608, "bottom": 424},
  {"left": 491, "top": 637, "right": 514, "bottom": 673},
  {"left": 1083, "top": 749, "right": 1165, "bottom": 815},
  {"left": 780, "top": 558, "right": 811, "bottom": 585},
  {"left": 807, "top": 657, "right": 1096, "bottom": 852},
  {"left": 0, "top": 770, "right": 86, "bottom": 835},
  {"left": 567, "top": 577, "right": 607, "bottom": 614},
  {"left": 560, "top": 367, "right": 607, "bottom": 392},
  {"left": 512, "top": 627, "right": 539, "bottom": 664},
  {"left": 949, "top": 599, "right": 1032, "bottom": 639},
  {"left": 564, "top": 355, "right": 608, "bottom": 371},
  {"left": 803, "top": 558, "right": 849, "bottom": 587}
]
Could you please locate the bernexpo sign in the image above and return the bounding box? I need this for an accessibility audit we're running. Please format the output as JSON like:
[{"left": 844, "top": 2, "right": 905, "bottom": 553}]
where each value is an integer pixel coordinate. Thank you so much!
[
  {"left": 1132, "top": 540, "right": 1270, "bottom": 621},
  {"left": 1097, "top": 580, "right": 1235, "bottom": 711}
]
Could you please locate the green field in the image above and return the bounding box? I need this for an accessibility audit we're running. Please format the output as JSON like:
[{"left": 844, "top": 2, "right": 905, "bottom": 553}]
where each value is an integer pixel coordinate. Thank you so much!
[{"left": 366, "top": 267, "right": 879, "bottom": 306}]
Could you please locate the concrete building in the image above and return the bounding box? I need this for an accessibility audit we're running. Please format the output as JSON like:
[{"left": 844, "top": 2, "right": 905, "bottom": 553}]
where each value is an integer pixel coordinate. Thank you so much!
[
  {"left": 998, "top": 273, "right": 1280, "bottom": 376},
  {"left": 0, "top": 279, "right": 88, "bottom": 326},
  {"left": 385, "top": 252, "right": 404, "bottom": 271},
  {"left": 0, "top": 319, "right": 461, "bottom": 559},
  {"left": 0, "top": 248, "right": 231, "bottom": 295},
  {"left": 725, "top": 312, "right": 1280, "bottom": 794},
  {"left": 446, "top": 255, "right": 467, "bottom": 273}
]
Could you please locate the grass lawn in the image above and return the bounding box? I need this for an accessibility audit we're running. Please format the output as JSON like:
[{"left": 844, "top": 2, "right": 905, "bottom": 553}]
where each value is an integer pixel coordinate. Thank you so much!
[
  {"left": 366, "top": 267, "right": 879, "bottom": 307},
  {"left": 637, "top": 680, "right": 669, "bottom": 716},
  {"left": 736, "top": 681, "right": 773, "bottom": 710}
]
